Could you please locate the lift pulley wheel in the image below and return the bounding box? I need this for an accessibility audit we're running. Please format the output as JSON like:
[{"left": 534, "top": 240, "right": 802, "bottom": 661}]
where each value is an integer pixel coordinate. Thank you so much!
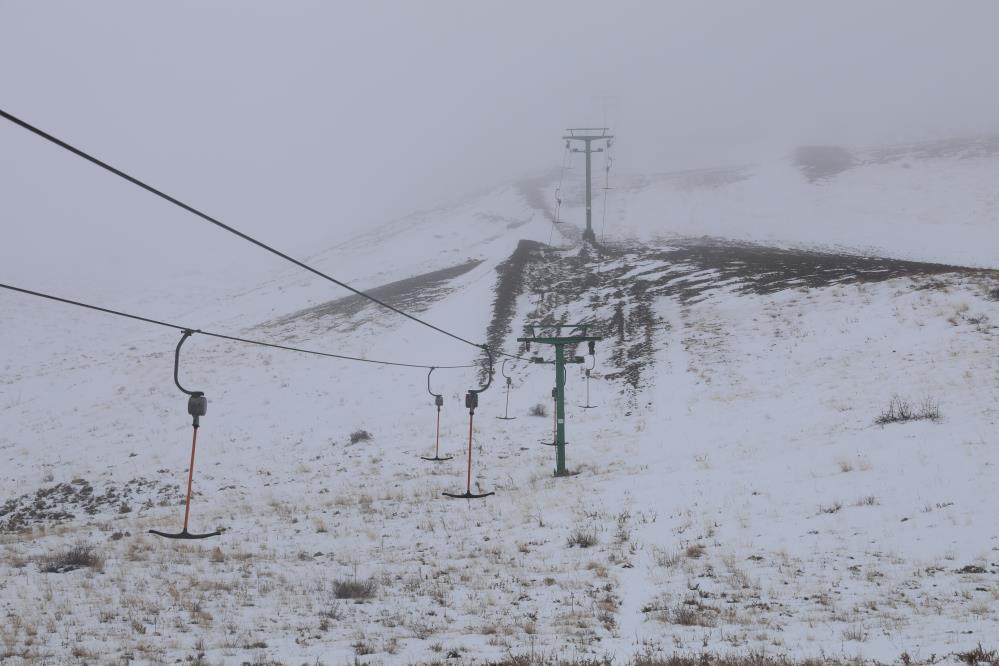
[{"left": 188, "top": 393, "right": 207, "bottom": 418}]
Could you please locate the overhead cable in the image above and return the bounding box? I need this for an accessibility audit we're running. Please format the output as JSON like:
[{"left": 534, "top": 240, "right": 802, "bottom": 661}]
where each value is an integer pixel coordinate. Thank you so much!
[
  {"left": 0, "top": 282, "right": 475, "bottom": 370},
  {"left": 0, "top": 108, "right": 483, "bottom": 351}
]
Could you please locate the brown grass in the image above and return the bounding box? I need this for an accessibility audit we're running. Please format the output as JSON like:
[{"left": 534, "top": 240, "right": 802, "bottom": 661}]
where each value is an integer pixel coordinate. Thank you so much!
[
  {"left": 418, "top": 654, "right": 879, "bottom": 666},
  {"left": 39, "top": 543, "right": 104, "bottom": 573}
]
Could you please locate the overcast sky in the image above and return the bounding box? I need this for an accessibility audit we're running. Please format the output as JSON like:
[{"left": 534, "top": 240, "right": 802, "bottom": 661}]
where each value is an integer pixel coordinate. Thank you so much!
[{"left": 3, "top": 1, "right": 999, "bottom": 299}]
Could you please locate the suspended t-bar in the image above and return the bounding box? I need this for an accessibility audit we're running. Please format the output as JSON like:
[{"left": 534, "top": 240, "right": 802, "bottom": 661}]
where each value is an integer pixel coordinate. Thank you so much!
[
  {"left": 519, "top": 324, "right": 602, "bottom": 477},
  {"left": 150, "top": 330, "right": 222, "bottom": 540},
  {"left": 529, "top": 359, "right": 564, "bottom": 447},
  {"left": 580, "top": 341, "right": 597, "bottom": 409},
  {"left": 496, "top": 359, "right": 516, "bottom": 421},
  {"left": 421, "top": 367, "right": 453, "bottom": 462},
  {"left": 444, "top": 347, "right": 495, "bottom": 499},
  {"left": 541, "top": 384, "right": 559, "bottom": 446}
]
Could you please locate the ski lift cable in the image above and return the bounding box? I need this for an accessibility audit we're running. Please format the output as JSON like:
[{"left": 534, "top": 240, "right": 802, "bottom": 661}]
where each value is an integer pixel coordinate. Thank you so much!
[
  {"left": 555, "top": 141, "right": 571, "bottom": 223},
  {"left": 548, "top": 142, "right": 571, "bottom": 247},
  {"left": 600, "top": 139, "right": 613, "bottom": 244},
  {"left": 0, "top": 282, "right": 476, "bottom": 370},
  {"left": 0, "top": 108, "right": 489, "bottom": 354}
]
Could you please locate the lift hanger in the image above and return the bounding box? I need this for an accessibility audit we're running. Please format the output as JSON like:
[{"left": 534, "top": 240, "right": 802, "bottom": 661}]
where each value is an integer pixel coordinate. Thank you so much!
[{"left": 150, "top": 330, "right": 222, "bottom": 540}]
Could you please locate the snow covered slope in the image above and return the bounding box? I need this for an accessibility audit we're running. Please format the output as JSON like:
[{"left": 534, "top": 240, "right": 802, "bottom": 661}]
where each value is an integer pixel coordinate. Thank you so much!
[
  {"left": 2, "top": 138, "right": 999, "bottom": 664},
  {"left": 575, "top": 135, "right": 999, "bottom": 268}
]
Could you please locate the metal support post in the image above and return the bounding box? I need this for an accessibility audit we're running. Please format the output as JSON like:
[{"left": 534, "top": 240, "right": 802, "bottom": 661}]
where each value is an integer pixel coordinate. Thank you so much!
[
  {"left": 563, "top": 128, "right": 613, "bottom": 243},
  {"left": 519, "top": 323, "right": 602, "bottom": 477}
]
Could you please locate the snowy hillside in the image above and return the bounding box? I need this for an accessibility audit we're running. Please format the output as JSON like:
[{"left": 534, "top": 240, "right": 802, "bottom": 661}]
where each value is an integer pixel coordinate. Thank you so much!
[
  {"left": 573, "top": 135, "right": 999, "bottom": 268},
  {"left": 2, "top": 138, "right": 999, "bottom": 664}
]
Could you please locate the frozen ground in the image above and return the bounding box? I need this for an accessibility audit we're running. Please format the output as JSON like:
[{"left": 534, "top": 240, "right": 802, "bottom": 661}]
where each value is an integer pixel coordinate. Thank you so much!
[{"left": 2, "top": 139, "right": 999, "bottom": 664}]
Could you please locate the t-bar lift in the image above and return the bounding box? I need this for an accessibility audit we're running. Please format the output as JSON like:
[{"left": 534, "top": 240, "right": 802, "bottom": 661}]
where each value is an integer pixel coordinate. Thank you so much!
[{"left": 518, "top": 323, "right": 602, "bottom": 477}]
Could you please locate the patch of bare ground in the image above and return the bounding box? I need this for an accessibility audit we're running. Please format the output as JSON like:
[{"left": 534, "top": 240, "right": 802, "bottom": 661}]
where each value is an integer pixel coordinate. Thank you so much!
[
  {"left": 261, "top": 259, "right": 483, "bottom": 336},
  {"left": 484, "top": 236, "right": 998, "bottom": 397},
  {"left": 1, "top": 477, "right": 175, "bottom": 532}
]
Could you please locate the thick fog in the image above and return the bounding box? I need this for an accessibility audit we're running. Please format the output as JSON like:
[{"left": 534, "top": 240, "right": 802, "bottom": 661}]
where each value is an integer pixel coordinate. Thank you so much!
[{"left": 2, "top": 1, "right": 998, "bottom": 300}]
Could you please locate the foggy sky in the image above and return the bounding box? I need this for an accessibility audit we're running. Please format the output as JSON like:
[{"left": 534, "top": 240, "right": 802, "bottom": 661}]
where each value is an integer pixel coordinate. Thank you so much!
[{"left": 3, "top": 1, "right": 999, "bottom": 301}]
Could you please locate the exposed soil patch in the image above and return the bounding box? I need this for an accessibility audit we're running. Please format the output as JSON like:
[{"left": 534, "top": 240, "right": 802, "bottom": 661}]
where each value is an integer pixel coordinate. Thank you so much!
[
  {"left": 262, "top": 259, "right": 483, "bottom": 337},
  {"left": 486, "top": 237, "right": 999, "bottom": 396},
  {"left": 0, "top": 477, "right": 175, "bottom": 532},
  {"left": 652, "top": 238, "right": 983, "bottom": 297},
  {"left": 487, "top": 239, "right": 548, "bottom": 355},
  {"left": 794, "top": 145, "right": 856, "bottom": 182},
  {"left": 791, "top": 135, "right": 999, "bottom": 182}
]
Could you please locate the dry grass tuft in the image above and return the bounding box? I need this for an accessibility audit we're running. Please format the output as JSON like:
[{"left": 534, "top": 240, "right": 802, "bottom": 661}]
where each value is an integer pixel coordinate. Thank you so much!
[
  {"left": 333, "top": 576, "right": 378, "bottom": 599},
  {"left": 955, "top": 644, "right": 999, "bottom": 666},
  {"left": 39, "top": 543, "right": 104, "bottom": 573},
  {"left": 566, "top": 528, "right": 598, "bottom": 548},
  {"left": 349, "top": 429, "right": 373, "bottom": 444},
  {"left": 876, "top": 395, "right": 940, "bottom": 425}
]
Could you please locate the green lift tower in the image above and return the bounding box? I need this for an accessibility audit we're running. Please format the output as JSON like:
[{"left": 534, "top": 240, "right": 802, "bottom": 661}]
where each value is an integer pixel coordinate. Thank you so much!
[
  {"left": 563, "top": 128, "right": 613, "bottom": 243},
  {"left": 518, "top": 323, "right": 603, "bottom": 477}
]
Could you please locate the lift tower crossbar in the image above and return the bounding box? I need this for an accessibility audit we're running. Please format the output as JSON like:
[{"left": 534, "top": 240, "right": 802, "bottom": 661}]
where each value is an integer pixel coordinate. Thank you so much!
[
  {"left": 562, "top": 128, "right": 613, "bottom": 243},
  {"left": 518, "top": 323, "right": 602, "bottom": 476}
]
